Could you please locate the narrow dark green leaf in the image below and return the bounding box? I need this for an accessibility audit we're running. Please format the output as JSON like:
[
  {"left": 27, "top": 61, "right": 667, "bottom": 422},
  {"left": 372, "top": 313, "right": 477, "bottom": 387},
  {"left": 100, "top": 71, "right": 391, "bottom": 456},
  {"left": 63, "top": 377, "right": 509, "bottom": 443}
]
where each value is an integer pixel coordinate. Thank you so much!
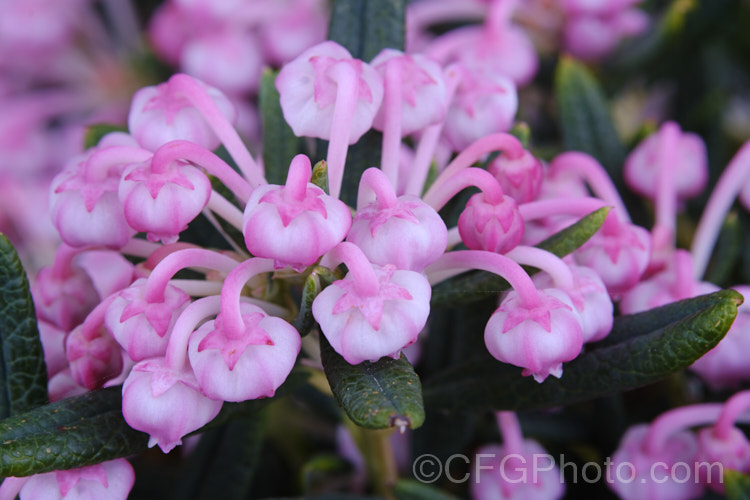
[
  {"left": 0, "top": 235, "right": 48, "bottom": 417},
  {"left": 394, "top": 480, "right": 460, "bottom": 500},
  {"left": 260, "top": 69, "right": 304, "bottom": 185},
  {"left": 328, "top": 0, "right": 405, "bottom": 61},
  {"left": 725, "top": 469, "right": 750, "bottom": 500},
  {"left": 423, "top": 290, "right": 741, "bottom": 411},
  {"left": 430, "top": 207, "right": 610, "bottom": 305},
  {"left": 83, "top": 123, "right": 128, "bottom": 149},
  {"left": 172, "top": 412, "right": 267, "bottom": 500},
  {"left": 704, "top": 211, "right": 742, "bottom": 285},
  {"left": 320, "top": 335, "right": 424, "bottom": 430},
  {"left": 555, "top": 57, "right": 626, "bottom": 180},
  {"left": 292, "top": 267, "right": 337, "bottom": 336}
]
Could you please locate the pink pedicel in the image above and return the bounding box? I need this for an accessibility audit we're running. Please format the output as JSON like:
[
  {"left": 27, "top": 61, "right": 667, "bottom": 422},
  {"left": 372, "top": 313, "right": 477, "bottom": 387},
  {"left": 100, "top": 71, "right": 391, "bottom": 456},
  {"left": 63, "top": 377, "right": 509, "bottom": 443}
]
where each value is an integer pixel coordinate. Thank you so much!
[
  {"left": 118, "top": 147, "right": 212, "bottom": 244},
  {"left": 471, "top": 411, "right": 564, "bottom": 500},
  {"left": 487, "top": 148, "right": 544, "bottom": 204},
  {"left": 624, "top": 126, "right": 708, "bottom": 203},
  {"left": 105, "top": 278, "right": 190, "bottom": 361},
  {"left": 573, "top": 212, "right": 651, "bottom": 298},
  {"left": 122, "top": 357, "right": 223, "bottom": 453},
  {"left": 17, "top": 459, "right": 135, "bottom": 500},
  {"left": 243, "top": 155, "right": 351, "bottom": 271},
  {"left": 188, "top": 302, "right": 301, "bottom": 402},
  {"left": 128, "top": 76, "right": 237, "bottom": 152},
  {"left": 312, "top": 243, "right": 431, "bottom": 365},
  {"left": 458, "top": 191, "right": 525, "bottom": 254},
  {"left": 691, "top": 286, "right": 750, "bottom": 389},
  {"left": 485, "top": 287, "right": 583, "bottom": 382},
  {"left": 347, "top": 168, "right": 447, "bottom": 272},
  {"left": 442, "top": 67, "right": 518, "bottom": 152},
  {"left": 607, "top": 424, "right": 703, "bottom": 500},
  {"left": 532, "top": 262, "right": 613, "bottom": 343}
]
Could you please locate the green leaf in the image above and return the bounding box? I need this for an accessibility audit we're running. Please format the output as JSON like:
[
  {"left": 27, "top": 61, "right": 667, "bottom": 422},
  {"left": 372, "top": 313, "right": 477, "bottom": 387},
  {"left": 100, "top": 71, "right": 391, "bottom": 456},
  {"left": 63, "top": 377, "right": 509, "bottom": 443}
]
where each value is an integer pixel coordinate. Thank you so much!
[
  {"left": 555, "top": 57, "right": 626, "bottom": 180},
  {"left": 430, "top": 207, "right": 610, "bottom": 305},
  {"left": 725, "top": 469, "right": 750, "bottom": 500},
  {"left": 328, "top": 0, "right": 406, "bottom": 61},
  {"left": 260, "top": 69, "right": 304, "bottom": 185},
  {"left": 83, "top": 123, "right": 128, "bottom": 149},
  {"left": 422, "top": 290, "right": 741, "bottom": 412},
  {"left": 394, "top": 480, "right": 460, "bottom": 500},
  {"left": 292, "top": 267, "right": 337, "bottom": 336},
  {"left": 320, "top": 335, "right": 425, "bottom": 430},
  {"left": 311, "top": 160, "right": 330, "bottom": 194},
  {"left": 0, "top": 235, "right": 48, "bottom": 417}
]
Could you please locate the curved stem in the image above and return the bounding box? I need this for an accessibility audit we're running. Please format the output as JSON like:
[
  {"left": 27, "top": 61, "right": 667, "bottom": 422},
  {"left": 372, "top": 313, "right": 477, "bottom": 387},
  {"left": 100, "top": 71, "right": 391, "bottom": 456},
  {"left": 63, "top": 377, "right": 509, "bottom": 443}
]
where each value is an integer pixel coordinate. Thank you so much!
[
  {"left": 285, "top": 154, "right": 312, "bottom": 202},
  {"left": 320, "top": 242, "right": 380, "bottom": 297},
  {"left": 496, "top": 411, "right": 524, "bottom": 456},
  {"left": 50, "top": 244, "right": 80, "bottom": 279},
  {"left": 646, "top": 404, "right": 723, "bottom": 456},
  {"left": 121, "top": 238, "right": 161, "bottom": 258},
  {"left": 406, "top": 64, "right": 462, "bottom": 196},
  {"left": 145, "top": 249, "right": 238, "bottom": 303},
  {"left": 326, "top": 62, "right": 360, "bottom": 200},
  {"left": 518, "top": 197, "right": 608, "bottom": 221},
  {"left": 505, "top": 246, "right": 575, "bottom": 290},
  {"left": 714, "top": 390, "right": 750, "bottom": 440},
  {"left": 207, "top": 190, "right": 244, "bottom": 230},
  {"left": 653, "top": 122, "right": 681, "bottom": 250},
  {"left": 381, "top": 58, "right": 404, "bottom": 189},
  {"left": 0, "top": 477, "right": 29, "bottom": 500},
  {"left": 357, "top": 168, "right": 399, "bottom": 210},
  {"left": 424, "top": 167, "right": 505, "bottom": 210},
  {"left": 426, "top": 250, "right": 541, "bottom": 308},
  {"left": 549, "top": 152, "right": 630, "bottom": 222},
  {"left": 426, "top": 26, "right": 482, "bottom": 64},
  {"left": 691, "top": 140, "right": 750, "bottom": 279},
  {"left": 169, "top": 279, "right": 224, "bottom": 297},
  {"left": 423, "top": 133, "right": 523, "bottom": 202},
  {"left": 151, "top": 140, "right": 253, "bottom": 202},
  {"left": 165, "top": 295, "right": 221, "bottom": 371},
  {"left": 84, "top": 146, "right": 152, "bottom": 182},
  {"left": 219, "top": 258, "right": 276, "bottom": 339},
  {"left": 81, "top": 294, "right": 117, "bottom": 341},
  {"left": 486, "top": 0, "right": 516, "bottom": 38},
  {"left": 169, "top": 74, "right": 265, "bottom": 187},
  {"left": 670, "top": 250, "right": 695, "bottom": 300}
]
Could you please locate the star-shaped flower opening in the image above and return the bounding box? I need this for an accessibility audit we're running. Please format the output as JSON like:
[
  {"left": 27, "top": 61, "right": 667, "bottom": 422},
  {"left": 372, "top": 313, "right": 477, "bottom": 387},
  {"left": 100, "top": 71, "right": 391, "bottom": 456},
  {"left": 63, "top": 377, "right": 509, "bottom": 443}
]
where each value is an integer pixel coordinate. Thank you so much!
[
  {"left": 55, "top": 164, "right": 120, "bottom": 212},
  {"left": 57, "top": 464, "right": 109, "bottom": 497},
  {"left": 134, "top": 358, "right": 199, "bottom": 397},
  {"left": 310, "top": 55, "right": 373, "bottom": 109},
  {"left": 143, "top": 84, "right": 192, "bottom": 124},
  {"left": 331, "top": 265, "right": 413, "bottom": 330},
  {"left": 197, "top": 312, "right": 274, "bottom": 370},
  {"left": 124, "top": 160, "right": 197, "bottom": 199},
  {"left": 596, "top": 219, "right": 648, "bottom": 264},
  {"left": 259, "top": 185, "right": 328, "bottom": 227},
  {"left": 470, "top": 195, "right": 518, "bottom": 233},
  {"left": 118, "top": 286, "right": 183, "bottom": 337},
  {"left": 357, "top": 199, "right": 422, "bottom": 237},
  {"left": 498, "top": 292, "right": 571, "bottom": 333},
  {"left": 391, "top": 55, "right": 438, "bottom": 108}
]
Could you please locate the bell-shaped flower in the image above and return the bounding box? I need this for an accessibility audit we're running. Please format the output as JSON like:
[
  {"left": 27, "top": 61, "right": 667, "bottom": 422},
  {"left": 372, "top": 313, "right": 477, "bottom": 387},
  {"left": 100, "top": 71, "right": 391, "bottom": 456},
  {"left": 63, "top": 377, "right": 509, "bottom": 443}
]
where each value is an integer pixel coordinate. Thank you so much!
[
  {"left": 18, "top": 459, "right": 135, "bottom": 500},
  {"left": 488, "top": 149, "right": 543, "bottom": 204},
  {"left": 624, "top": 128, "right": 708, "bottom": 203},
  {"left": 259, "top": 0, "right": 328, "bottom": 65},
  {"left": 33, "top": 258, "right": 99, "bottom": 331},
  {"left": 105, "top": 278, "right": 190, "bottom": 361},
  {"left": 697, "top": 426, "right": 750, "bottom": 492},
  {"left": 484, "top": 287, "right": 583, "bottom": 383},
  {"left": 607, "top": 424, "right": 703, "bottom": 500},
  {"left": 459, "top": 192, "right": 525, "bottom": 254},
  {"left": 313, "top": 244, "right": 431, "bottom": 364},
  {"left": 442, "top": 68, "right": 518, "bottom": 152},
  {"left": 573, "top": 212, "right": 651, "bottom": 298},
  {"left": 128, "top": 75, "right": 237, "bottom": 152},
  {"left": 347, "top": 168, "right": 447, "bottom": 271},
  {"left": 65, "top": 322, "right": 124, "bottom": 391},
  {"left": 188, "top": 302, "right": 301, "bottom": 402},
  {"left": 371, "top": 49, "right": 447, "bottom": 135},
  {"left": 243, "top": 155, "right": 351, "bottom": 271},
  {"left": 471, "top": 440, "right": 565, "bottom": 500},
  {"left": 121, "top": 357, "right": 223, "bottom": 453},
  {"left": 275, "top": 40, "right": 383, "bottom": 144},
  {"left": 118, "top": 148, "right": 212, "bottom": 244}
]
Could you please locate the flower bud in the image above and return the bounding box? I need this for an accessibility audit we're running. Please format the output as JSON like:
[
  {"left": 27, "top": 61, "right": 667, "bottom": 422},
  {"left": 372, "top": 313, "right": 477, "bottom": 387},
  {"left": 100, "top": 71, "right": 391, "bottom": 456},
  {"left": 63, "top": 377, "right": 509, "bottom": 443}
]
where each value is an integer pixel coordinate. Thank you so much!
[
  {"left": 488, "top": 149, "right": 543, "bottom": 204},
  {"left": 65, "top": 323, "right": 124, "bottom": 390},
  {"left": 458, "top": 192, "right": 524, "bottom": 254},
  {"left": 19, "top": 459, "right": 135, "bottom": 500}
]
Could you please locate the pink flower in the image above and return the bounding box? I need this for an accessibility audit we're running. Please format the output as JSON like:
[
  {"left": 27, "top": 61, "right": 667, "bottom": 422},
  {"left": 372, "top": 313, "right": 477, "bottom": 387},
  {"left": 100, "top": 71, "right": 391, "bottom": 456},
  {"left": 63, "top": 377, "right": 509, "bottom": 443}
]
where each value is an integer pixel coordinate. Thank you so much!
[
  {"left": 243, "top": 155, "right": 351, "bottom": 271},
  {"left": 313, "top": 262, "right": 431, "bottom": 364},
  {"left": 188, "top": 302, "right": 301, "bottom": 402},
  {"left": 33, "top": 263, "right": 99, "bottom": 331},
  {"left": 259, "top": 0, "right": 328, "bottom": 65},
  {"left": 105, "top": 278, "right": 190, "bottom": 361},
  {"left": 484, "top": 288, "right": 583, "bottom": 382},
  {"left": 19, "top": 459, "right": 135, "bottom": 500},
  {"left": 275, "top": 40, "right": 384, "bottom": 144},
  {"left": 128, "top": 76, "right": 237, "bottom": 152},
  {"left": 488, "top": 149, "right": 544, "bottom": 204},
  {"left": 122, "top": 357, "right": 222, "bottom": 453},
  {"left": 458, "top": 192, "right": 525, "bottom": 254},
  {"left": 697, "top": 426, "right": 750, "bottom": 492},
  {"left": 65, "top": 323, "right": 124, "bottom": 391}
]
